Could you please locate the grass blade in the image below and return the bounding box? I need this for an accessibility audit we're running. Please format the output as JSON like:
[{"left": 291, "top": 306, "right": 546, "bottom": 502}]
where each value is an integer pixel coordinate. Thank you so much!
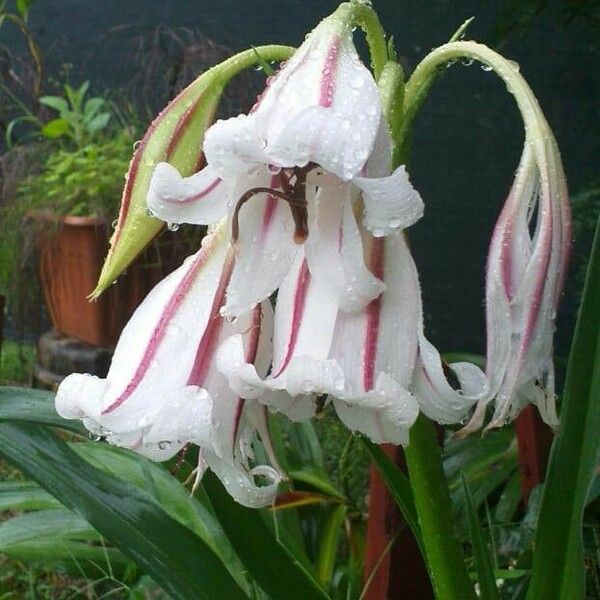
[
  {"left": 461, "top": 473, "right": 500, "bottom": 600},
  {"left": 527, "top": 217, "right": 600, "bottom": 598}
]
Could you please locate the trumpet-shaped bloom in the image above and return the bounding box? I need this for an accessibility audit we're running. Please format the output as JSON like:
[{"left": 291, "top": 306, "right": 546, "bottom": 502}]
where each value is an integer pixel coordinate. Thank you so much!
[
  {"left": 217, "top": 218, "right": 420, "bottom": 444},
  {"left": 463, "top": 136, "right": 571, "bottom": 432},
  {"left": 55, "top": 223, "right": 283, "bottom": 508},
  {"left": 147, "top": 14, "right": 424, "bottom": 320}
]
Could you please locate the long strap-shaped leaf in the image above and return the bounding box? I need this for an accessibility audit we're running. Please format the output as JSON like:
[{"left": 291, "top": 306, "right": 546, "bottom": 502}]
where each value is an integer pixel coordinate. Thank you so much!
[
  {"left": 460, "top": 473, "right": 500, "bottom": 600},
  {"left": 203, "top": 472, "right": 331, "bottom": 600},
  {"left": 0, "top": 386, "right": 85, "bottom": 434},
  {"left": 0, "top": 421, "right": 247, "bottom": 600},
  {"left": 362, "top": 438, "right": 424, "bottom": 555},
  {"left": 527, "top": 217, "right": 600, "bottom": 599}
]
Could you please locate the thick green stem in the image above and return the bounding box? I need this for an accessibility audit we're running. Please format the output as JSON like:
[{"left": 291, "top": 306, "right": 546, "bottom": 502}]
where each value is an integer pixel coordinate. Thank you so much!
[
  {"left": 390, "top": 39, "right": 562, "bottom": 600},
  {"left": 377, "top": 61, "right": 404, "bottom": 140},
  {"left": 398, "top": 40, "right": 552, "bottom": 165},
  {"left": 333, "top": 1, "right": 388, "bottom": 80},
  {"left": 404, "top": 416, "right": 477, "bottom": 600}
]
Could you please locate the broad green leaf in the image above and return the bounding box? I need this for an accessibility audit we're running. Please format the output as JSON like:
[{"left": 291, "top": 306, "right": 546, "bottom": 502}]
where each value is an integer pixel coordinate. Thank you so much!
[
  {"left": 362, "top": 438, "right": 423, "bottom": 554},
  {"left": 316, "top": 504, "right": 347, "bottom": 588},
  {"left": 527, "top": 217, "right": 600, "bottom": 599},
  {"left": 203, "top": 472, "right": 330, "bottom": 600},
  {"left": 39, "top": 95, "right": 69, "bottom": 114},
  {"left": 0, "top": 421, "right": 247, "bottom": 600},
  {"left": 0, "top": 481, "right": 60, "bottom": 511},
  {"left": 461, "top": 474, "right": 500, "bottom": 600},
  {"left": 41, "top": 117, "right": 70, "bottom": 138},
  {"left": 83, "top": 96, "right": 105, "bottom": 118},
  {"left": 87, "top": 112, "right": 111, "bottom": 132},
  {"left": 0, "top": 509, "right": 102, "bottom": 546},
  {"left": 0, "top": 507, "right": 131, "bottom": 576},
  {"left": 93, "top": 44, "right": 294, "bottom": 298},
  {"left": 0, "top": 386, "right": 86, "bottom": 434},
  {"left": 72, "top": 441, "right": 248, "bottom": 587}
]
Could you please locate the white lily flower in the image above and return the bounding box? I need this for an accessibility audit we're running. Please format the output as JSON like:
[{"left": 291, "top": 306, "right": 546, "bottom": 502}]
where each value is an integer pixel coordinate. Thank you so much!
[
  {"left": 216, "top": 217, "right": 420, "bottom": 444},
  {"left": 464, "top": 135, "right": 571, "bottom": 432},
  {"left": 147, "top": 14, "right": 423, "bottom": 319},
  {"left": 55, "top": 223, "right": 283, "bottom": 508}
]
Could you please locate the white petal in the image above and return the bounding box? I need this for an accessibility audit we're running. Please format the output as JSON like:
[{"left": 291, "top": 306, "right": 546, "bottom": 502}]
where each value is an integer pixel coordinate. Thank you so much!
[
  {"left": 354, "top": 165, "right": 424, "bottom": 236},
  {"left": 304, "top": 179, "right": 385, "bottom": 312},
  {"left": 253, "top": 20, "right": 380, "bottom": 179},
  {"left": 56, "top": 225, "right": 231, "bottom": 435},
  {"left": 203, "top": 114, "right": 270, "bottom": 177},
  {"left": 364, "top": 120, "right": 392, "bottom": 179},
  {"left": 413, "top": 335, "right": 488, "bottom": 425},
  {"left": 148, "top": 163, "right": 230, "bottom": 225},
  {"left": 221, "top": 170, "right": 300, "bottom": 318},
  {"left": 334, "top": 373, "right": 418, "bottom": 445},
  {"left": 201, "top": 448, "right": 281, "bottom": 508}
]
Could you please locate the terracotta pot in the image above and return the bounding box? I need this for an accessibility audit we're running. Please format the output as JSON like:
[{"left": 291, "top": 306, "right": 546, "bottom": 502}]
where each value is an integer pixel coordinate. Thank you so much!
[{"left": 33, "top": 212, "right": 184, "bottom": 347}]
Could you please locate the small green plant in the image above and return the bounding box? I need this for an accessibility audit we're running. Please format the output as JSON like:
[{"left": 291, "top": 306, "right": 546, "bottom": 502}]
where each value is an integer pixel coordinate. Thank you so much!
[
  {"left": 16, "top": 131, "right": 132, "bottom": 218},
  {"left": 39, "top": 81, "right": 112, "bottom": 148}
]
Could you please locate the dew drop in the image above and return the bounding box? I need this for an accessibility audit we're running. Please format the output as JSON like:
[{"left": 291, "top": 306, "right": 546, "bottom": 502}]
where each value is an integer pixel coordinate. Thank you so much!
[{"left": 167, "top": 222, "right": 180, "bottom": 232}]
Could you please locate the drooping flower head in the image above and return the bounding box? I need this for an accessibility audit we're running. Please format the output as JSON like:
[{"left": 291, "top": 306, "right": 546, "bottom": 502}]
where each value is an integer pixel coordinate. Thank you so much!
[
  {"left": 56, "top": 223, "right": 283, "bottom": 508},
  {"left": 143, "top": 5, "right": 426, "bottom": 441}
]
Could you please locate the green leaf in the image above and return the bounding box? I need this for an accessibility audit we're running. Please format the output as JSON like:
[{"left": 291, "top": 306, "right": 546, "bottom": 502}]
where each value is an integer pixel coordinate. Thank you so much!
[
  {"left": 0, "top": 386, "right": 86, "bottom": 434},
  {"left": 72, "top": 441, "right": 248, "bottom": 586},
  {"left": 0, "top": 481, "right": 60, "bottom": 511},
  {"left": 362, "top": 437, "right": 423, "bottom": 554},
  {"left": 203, "top": 472, "right": 330, "bottom": 600},
  {"left": 0, "top": 421, "right": 247, "bottom": 600},
  {"left": 87, "top": 112, "right": 111, "bottom": 132},
  {"left": 39, "top": 95, "right": 69, "bottom": 114},
  {"left": 0, "top": 509, "right": 130, "bottom": 576},
  {"left": 40, "top": 117, "right": 70, "bottom": 139},
  {"left": 16, "top": 0, "right": 34, "bottom": 20},
  {"left": 316, "top": 504, "right": 347, "bottom": 588},
  {"left": 527, "top": 216, "right": 600, "bottom": 599},
  {"left": 288, "top": 467, "right": 345, "bottom": 499},
  {"left": 461, "top": 474, "right": 500, "bottom": 600},
  {"left": 0, "top": 508, "right": 102, "bottom": 546},
  {"left": 83, "top": 96, "right": 105, "bottom": 118}
]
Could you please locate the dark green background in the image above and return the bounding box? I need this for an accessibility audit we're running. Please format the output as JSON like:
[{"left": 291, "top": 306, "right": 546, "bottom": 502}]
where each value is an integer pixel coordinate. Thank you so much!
[{"left": 17, "top": 0, "right": 600, "bottom": 356}]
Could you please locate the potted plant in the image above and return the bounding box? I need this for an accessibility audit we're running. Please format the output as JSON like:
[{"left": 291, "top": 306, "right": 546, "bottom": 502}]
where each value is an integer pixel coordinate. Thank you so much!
[{"left": 1, "top": 81, "right": 194, "bottom": 347}]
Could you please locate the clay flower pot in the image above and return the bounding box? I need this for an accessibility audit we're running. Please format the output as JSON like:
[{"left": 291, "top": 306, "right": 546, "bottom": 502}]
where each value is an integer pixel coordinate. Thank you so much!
[{"left": 33, "top": 212, "right": 180, "bottom": 347}]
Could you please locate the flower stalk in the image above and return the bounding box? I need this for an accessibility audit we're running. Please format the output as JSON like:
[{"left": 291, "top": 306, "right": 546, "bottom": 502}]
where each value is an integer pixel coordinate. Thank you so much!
[
  {"left": 404, "top": 416, "right": 477, "bottom": 599},
  {"left": 377, "top": 54, "right": 477, "bottom": 600}
]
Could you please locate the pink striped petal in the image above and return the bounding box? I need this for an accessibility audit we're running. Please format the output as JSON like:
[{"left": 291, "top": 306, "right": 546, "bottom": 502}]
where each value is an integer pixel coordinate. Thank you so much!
[
  {"left": 303, "top": 175, "right": 385, "bottom": 312},
  {"left": 56, "top": 222, "right": 282, "bottom": 507},
  {"left": 147, "top": 163, "right": 231, "bottom": 225}
]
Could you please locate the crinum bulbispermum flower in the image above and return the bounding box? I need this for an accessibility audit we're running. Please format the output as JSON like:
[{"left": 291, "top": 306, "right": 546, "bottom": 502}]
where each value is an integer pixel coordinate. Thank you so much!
[
  {"left": 143, "top": 10, "right": 427, "bottom": 440},
  {"left": 55, "top": 223, "right": 284, "bottom": 508},
  {"left": 402, "top": 42, "right": 572, "bottom": 433},
  {"left": 147, "top": 9, "right": 424, "bottom": 320},
  {"left": 465, "top": 133, "right": 571, "bottom": 432}
]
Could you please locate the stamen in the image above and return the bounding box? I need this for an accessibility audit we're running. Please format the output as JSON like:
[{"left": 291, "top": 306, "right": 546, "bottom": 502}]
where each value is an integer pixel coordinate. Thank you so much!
[
  {"left": 231, "top": 186, "right": 307, "bottom": 242},
  {"left": 170, "top": 443, "right": 190, "bottom": 475},
  {"left": 231, "top": 163, "right": 318, "bottom": 244}
]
